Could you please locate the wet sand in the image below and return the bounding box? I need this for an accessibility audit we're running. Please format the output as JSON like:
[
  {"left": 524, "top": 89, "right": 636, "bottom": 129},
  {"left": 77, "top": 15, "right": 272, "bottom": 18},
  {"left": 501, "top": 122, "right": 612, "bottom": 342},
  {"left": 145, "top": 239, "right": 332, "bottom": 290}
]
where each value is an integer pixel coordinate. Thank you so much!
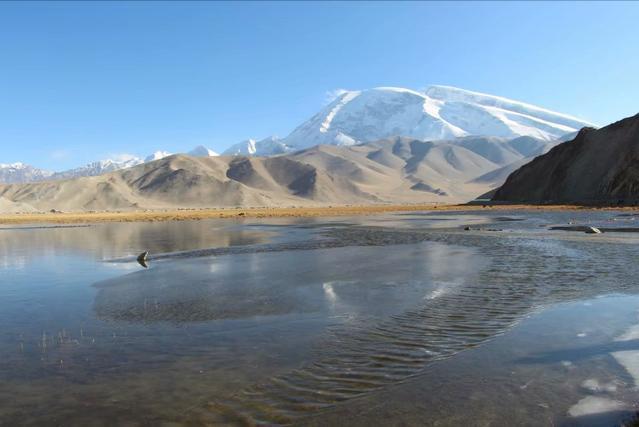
[{"left": 1, "top": 203, "right": 638, "bottom": 225}]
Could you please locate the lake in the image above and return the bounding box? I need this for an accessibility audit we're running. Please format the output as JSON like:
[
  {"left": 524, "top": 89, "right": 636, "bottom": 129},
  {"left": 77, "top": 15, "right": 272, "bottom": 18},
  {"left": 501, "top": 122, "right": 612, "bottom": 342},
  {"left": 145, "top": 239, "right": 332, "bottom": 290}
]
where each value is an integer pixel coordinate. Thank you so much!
[{"left": 1, "top": 211, "right": 638, "bottom": 426}]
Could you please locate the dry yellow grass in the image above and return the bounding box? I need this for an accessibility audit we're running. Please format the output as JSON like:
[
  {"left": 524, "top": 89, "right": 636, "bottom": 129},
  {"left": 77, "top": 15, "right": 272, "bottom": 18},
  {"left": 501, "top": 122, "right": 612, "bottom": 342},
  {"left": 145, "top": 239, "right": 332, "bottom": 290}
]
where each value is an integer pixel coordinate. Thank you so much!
[{"left": 0, "top": 203, "right": 636, "bottom": 225}]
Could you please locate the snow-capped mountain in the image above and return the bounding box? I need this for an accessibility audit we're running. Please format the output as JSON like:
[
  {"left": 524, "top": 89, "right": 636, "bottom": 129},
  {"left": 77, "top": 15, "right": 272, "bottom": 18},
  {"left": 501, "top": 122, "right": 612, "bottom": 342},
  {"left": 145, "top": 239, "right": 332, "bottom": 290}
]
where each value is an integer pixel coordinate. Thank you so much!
[
  {"left": 144, "top": 151, "right": 172, "bottom": 162},
  {"left": 0, "top": 163, "right": 52, "bottom": 184},
  {"left": 1, "top": 85, "right": 595, "bottom": 184},
  {"left": 49, "top": 156, "right": 145, "bottom": 180},
  {"left": 222, "top": 136, "right": 289, "bottom": 156},
  {"left": 145, "top": 145, "right": 218, "bottom": 163},
  {"left": 48, "top": 145, "right": 219, "bottom": 181},
  {"left": 0, "top": 145, "right": 221, "bottom": 183},
  {"left": 282, "top": 85, "right": 594, "bottom": 149},
  {"left": 188, "top": 145, "right": 219, "bottom": 157}
]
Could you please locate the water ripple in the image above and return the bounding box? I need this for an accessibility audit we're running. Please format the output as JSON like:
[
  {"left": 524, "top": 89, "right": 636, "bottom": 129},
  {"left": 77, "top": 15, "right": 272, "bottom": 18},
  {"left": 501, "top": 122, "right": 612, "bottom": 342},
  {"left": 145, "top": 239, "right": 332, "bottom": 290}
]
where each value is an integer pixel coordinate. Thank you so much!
[{"left": 203, "top": 228, "right": 639, "bottom": 425}]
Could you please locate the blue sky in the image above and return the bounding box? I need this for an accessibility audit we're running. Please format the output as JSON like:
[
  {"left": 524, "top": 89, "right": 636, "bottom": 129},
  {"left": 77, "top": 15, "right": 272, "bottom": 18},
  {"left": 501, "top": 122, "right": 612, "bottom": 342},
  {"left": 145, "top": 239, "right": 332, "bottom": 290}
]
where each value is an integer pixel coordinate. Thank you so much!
[{"left": 2, "top": 1, "right": 638, "bottom": 170}]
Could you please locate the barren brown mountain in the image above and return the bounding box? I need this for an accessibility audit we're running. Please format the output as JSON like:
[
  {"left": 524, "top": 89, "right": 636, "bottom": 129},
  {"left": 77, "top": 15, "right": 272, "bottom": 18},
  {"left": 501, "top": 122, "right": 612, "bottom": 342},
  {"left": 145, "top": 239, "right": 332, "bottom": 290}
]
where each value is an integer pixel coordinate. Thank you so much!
[
  {"left": 0, "top": 136, "right": 552, "bottom": 213},
  {"left": 493, "top": 113, "right": 639, "bottom": 205}
]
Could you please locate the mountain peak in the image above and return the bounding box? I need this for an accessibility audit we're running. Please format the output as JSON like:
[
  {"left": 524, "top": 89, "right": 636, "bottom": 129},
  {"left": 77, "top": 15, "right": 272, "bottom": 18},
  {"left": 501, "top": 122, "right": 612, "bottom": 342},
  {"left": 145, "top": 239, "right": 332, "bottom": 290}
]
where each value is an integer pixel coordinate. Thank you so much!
[
  {"left": 222, "top": 136, "right": 288, "bottom": 157},
  {"left": 0, "top": 162, "right": 53, "bottom": 184},
  {"left": 282, "top": 85, "right": 595, "bottom": 150},
  {"left": 424, "top": 85, "right": 597, "bottom": 128},
  {"left": 188, "top": 145, "right": 219, "bottom": 157},
  {"left": 371, "top": 86, "right": 425, "bottom": 97},
  {"left": 1, "top": 84, "right": 597, "bottom": 184},
  {"left": 0, "top": 162, "right": 27, "bottom": 169},
  {"left": 144, "top": 151, "right": 172, "bottom": 162}
]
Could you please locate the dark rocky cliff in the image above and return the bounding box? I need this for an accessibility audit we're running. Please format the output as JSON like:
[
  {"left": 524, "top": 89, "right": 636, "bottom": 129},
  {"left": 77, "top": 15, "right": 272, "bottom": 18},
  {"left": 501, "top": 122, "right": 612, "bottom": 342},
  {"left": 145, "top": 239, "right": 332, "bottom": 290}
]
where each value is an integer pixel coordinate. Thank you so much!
[{"left": 492, "top": 114, "right": 639, "bottom": 205}]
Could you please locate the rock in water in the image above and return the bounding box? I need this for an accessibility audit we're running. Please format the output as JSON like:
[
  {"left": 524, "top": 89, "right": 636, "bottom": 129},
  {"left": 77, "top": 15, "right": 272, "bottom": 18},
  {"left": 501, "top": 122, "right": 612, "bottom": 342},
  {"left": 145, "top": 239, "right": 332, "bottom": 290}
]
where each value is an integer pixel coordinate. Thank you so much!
[{"left": 137, "top": 251, "right": 149, "bottom": 268}]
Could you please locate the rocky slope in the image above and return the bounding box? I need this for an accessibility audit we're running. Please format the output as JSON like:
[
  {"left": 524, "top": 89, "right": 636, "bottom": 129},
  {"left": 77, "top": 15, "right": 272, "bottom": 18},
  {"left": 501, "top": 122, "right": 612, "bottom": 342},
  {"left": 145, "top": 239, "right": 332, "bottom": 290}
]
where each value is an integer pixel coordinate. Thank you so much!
[{"left": 492, "top": 113, "right": 639, "bottom": 204}]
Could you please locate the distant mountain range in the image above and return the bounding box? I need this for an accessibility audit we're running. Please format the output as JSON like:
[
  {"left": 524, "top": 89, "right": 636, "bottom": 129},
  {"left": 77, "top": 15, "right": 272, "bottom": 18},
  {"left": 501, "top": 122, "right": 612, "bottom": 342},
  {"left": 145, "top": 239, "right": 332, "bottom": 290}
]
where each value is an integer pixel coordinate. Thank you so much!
[
  {"left": 0, "top": 163, "right": 54, "bottom": 184},
  {"left": 0, "top": 145, "right": 219, "bottom": 184},
  {"left": 0, "top": 134, "right": 561, "bottom": 213},
  {"left": 0, "top": 85, "right": 594, "bottom": 185}
]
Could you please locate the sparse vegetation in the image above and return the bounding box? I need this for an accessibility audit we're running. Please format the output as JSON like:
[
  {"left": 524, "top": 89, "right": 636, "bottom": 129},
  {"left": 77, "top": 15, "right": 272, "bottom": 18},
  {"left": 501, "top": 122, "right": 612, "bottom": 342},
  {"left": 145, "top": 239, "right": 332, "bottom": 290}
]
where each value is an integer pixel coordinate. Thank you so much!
[{"left": 0, "top": 203, "right": 638, "bottom": 225}]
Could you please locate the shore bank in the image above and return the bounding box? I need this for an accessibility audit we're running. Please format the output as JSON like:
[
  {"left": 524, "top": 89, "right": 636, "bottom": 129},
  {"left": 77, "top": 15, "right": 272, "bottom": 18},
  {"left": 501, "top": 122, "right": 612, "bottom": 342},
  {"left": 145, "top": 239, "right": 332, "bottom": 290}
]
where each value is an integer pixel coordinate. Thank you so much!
[{"left": 1, "top": 203, "right": 638, "bottom": 225}]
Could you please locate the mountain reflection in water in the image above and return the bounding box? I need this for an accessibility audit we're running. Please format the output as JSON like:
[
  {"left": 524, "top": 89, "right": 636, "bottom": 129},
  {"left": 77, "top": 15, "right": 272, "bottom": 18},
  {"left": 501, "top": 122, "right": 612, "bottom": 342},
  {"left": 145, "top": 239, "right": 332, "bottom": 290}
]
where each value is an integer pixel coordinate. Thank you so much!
[{"left": 1, "top": 211, "right": 639, "bottom": 425}]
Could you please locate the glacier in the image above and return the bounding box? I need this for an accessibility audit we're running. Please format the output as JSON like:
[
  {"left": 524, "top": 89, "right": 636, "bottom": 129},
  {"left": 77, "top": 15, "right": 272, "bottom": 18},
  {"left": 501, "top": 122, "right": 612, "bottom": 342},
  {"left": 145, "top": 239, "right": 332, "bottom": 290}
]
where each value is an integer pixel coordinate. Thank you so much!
[{"left": 281, "top": 85, "right": 595, "bottom": 151}]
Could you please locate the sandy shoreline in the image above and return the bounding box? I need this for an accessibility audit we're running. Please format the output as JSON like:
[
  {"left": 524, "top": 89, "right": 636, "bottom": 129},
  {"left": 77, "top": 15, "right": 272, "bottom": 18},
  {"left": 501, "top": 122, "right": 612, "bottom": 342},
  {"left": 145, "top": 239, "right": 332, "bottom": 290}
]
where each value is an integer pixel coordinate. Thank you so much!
[{"left": 0, "top": 203, "right": 637, "bottom": 225}]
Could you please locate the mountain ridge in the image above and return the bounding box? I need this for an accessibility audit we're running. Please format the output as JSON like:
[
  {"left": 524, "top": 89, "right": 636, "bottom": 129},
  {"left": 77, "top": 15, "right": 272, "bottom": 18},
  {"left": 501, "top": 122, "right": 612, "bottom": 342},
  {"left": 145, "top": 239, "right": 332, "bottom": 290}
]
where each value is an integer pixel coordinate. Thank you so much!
[
  {"left": 492, "top": 113, "right": 639, "bottom": 204},
  {"left": 1, "top": 145, "right": 220, "bottom": 184},
  {"left": 1, "top": 85, "right": 593, "bottom": 184},
  {"left": 0, "top": 134, "right": 559, "bottom": 213}
]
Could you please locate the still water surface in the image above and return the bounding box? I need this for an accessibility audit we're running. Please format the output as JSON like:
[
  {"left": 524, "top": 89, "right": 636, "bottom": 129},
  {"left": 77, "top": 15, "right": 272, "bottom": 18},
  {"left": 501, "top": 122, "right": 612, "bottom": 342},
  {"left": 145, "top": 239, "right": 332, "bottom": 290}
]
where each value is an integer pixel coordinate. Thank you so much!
[{"left": 0, "top": 211, "right": 638, "bottom": 426}]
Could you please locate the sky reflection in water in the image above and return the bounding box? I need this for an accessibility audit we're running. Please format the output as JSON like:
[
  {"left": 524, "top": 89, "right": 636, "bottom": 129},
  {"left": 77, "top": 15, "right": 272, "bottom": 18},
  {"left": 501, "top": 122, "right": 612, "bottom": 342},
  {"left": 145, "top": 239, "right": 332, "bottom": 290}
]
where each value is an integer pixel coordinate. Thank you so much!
[{"left": 0, "top": 211, "right": 638, "bottom": 425}]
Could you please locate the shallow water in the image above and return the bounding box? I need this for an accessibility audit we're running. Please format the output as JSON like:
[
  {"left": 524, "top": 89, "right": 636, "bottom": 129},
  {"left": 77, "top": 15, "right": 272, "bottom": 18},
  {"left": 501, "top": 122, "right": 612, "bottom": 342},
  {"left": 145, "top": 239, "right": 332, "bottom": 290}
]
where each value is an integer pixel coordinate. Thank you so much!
[{"left": 0, "top": 211, "right": 638, "bottom": 425}]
